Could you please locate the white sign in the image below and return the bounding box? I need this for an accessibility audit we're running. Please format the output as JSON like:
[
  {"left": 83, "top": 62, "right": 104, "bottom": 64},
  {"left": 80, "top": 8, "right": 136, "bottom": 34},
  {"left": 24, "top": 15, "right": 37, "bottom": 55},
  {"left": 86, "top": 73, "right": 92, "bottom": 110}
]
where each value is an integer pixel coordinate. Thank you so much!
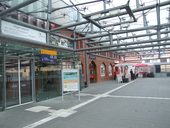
[
  {"left": 61, "top": 69, "right": 80, "bottom": 101},
  {"left": 117, "top": 74, "right": 122, "bottom": 83},
  {"left": 1, "top": 20, "right": 46, "bottom": 43},
  {"left": 62, "top": 69, "right": 79, "bottom": 91}
]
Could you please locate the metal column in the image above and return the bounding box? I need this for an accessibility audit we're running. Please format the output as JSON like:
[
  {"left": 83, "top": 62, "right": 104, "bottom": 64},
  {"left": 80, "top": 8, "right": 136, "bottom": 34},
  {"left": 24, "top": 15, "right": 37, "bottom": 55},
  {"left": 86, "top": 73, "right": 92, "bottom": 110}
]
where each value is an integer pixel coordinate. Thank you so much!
[
  {"left": 46, "top": 0, "right": 52, "bottom": 44},
  {"left": 85, "top": 40, "right": 89, "bottom": 87},
  {"left": 3, "top": 46, "right": 6, "bottom": 111},
  {"left": 156, "top": 2, "right": 161, "bottom": 58},
  {"left": 136, "top": 0, "right": 140, "bottom": 8}
]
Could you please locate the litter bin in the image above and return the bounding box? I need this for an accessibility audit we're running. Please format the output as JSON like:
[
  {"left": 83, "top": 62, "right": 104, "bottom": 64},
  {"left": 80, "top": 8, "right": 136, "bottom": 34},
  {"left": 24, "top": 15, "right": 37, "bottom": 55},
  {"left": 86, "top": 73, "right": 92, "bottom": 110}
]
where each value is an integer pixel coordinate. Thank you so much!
[{"left": 143, "top": 73, "right": 146, "bottom": 78}]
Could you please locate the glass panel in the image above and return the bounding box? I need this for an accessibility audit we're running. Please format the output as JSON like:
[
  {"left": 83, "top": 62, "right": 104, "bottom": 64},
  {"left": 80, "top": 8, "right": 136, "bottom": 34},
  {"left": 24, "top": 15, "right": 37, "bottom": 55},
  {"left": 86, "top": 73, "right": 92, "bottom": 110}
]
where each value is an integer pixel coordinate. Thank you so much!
[
  {"left": 20, "top": 60, "right": 32, "bottom": 104},
  {"left": 161, "top": 65, "right": 166, "bottom": 72},
  {"left": 6, "top": 59, "right": 19, "bottom": 107},
  {"left": 167, "top": 65, "right": 170, "bottom": 72},
  {"left": 35, "top": 60, "right": 62, "bottom": 102},
  {"left": 62, "top": 62, "right": 67, "bottom": 69},
  {"left": 67, "top": 62, "right": 73, "bottom": 69}
]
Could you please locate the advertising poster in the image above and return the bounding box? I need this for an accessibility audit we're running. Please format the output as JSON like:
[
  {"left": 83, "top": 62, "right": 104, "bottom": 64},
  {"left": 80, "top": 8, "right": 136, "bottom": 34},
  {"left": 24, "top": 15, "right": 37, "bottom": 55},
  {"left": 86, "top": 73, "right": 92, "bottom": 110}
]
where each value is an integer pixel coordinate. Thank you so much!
[
  {"left": 135, "top": 67, "right": 139, "bottom": 74},
  {"left": 124, "top": 65, "right": 128, "bottom": 76},
  {"left": 50, "top": 34, "right": 73, "bottom": 48},
  {"left": 62, "top": 69, "right": 79, "bottom": 91},
  {"left": 1, "top": 20, "right": 46, "bottom": 43}
]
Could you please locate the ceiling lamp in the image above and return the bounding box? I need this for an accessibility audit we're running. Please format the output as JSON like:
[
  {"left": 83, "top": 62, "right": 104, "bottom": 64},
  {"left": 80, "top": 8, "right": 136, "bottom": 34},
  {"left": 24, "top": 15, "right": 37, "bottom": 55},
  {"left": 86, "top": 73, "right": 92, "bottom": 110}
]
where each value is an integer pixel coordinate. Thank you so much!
[
  {"left": 90, "top": 14, "right": 102, "bottom": 20},
  {"left": 121, "top": 23, "right": 130, "bottom": 28},
  {"left": 109, "top": 9, "right": 121, "bottom": 16},
  {"left": 105, "top": 26, "right": 114, "bottom": 31}
]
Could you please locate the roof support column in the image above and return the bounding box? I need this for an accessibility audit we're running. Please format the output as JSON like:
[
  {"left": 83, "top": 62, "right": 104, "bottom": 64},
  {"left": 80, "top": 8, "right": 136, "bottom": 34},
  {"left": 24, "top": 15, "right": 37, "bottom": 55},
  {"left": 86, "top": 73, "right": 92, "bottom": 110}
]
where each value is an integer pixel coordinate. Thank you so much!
[
  {"left": 156, "top": 2, "right": 161, "bottom": 58},
  {"left": 77, "top": 9, "right": 80, "bottom": 22},
  {"left": 103, "top": 0, "right": 110, "bottom": 57},
  {"left": 109, "top": 33, "right": 113, "bottom": 57},
  {"left": 136, "top": 0, "right": 140, "bottom": 8},
  {"left": 74, "top": 30, "right": 77, "bottom": 53},
  {"left": 46, "top": 0, "right": 52, "bottom": 44},
  {"left": 85, "top": 40, "right": 89, "bottom": 87},
  {"left": 0, "top": 17, "right": 1, "bottom": 34}
]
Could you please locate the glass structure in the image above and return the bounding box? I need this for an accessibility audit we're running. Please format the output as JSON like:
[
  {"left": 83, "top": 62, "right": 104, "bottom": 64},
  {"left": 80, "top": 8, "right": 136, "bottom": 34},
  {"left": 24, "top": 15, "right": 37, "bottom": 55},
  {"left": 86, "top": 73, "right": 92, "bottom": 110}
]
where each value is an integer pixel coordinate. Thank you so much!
[{"left": 0, "top": 41, "right": 81, "bottom": 111}]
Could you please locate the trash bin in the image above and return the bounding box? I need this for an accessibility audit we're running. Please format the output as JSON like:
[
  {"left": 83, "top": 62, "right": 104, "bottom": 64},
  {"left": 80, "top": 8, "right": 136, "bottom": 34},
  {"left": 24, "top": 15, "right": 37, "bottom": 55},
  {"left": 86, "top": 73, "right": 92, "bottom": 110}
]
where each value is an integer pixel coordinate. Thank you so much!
[{"left": 143, "top": 73, "right": 146, "bottom": 78}]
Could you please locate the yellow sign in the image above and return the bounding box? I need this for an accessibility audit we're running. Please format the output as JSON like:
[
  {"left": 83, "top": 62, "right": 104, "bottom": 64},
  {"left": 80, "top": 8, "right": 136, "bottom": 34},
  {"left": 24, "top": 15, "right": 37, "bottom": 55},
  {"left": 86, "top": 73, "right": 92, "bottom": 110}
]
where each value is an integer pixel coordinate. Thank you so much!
[{"left": 41, "top": 49, "right": 57, "bottom": 55}]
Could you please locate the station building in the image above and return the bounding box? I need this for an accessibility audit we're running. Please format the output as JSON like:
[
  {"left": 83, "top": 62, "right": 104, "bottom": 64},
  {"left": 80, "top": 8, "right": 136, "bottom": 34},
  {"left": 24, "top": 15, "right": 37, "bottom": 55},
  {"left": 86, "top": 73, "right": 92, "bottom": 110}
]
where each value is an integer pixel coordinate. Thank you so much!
[{"left": 0, "top": 0, "right": 170, "bottom": 112}]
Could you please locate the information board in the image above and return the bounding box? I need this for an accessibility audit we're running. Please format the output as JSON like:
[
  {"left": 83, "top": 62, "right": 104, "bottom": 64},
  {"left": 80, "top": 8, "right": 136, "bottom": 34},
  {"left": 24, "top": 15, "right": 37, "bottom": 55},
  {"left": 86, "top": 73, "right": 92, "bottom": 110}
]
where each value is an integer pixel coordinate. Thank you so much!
[
  {"left": 41, "top": 49, "right": 57, "bottom": 63},
  {"left": 61, "top": 69, "right": 80, "bottom": 101},
  {"left": 62, "top": 69, "right": 79, "bottom": 91}
]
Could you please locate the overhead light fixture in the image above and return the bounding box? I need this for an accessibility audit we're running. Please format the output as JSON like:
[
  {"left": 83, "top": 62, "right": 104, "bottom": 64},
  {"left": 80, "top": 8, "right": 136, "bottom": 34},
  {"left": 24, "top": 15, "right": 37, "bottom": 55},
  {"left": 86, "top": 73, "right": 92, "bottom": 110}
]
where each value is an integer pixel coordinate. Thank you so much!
[
  {"left": 121, "top": 23, "right": 130, "bottom": 28},
  {"left": 105, "top": 26, "right": 114, "bottom": 31},
  {"left": 90, "top": 14, "right": 102, "bottom": 20},
  {"left": 109, "top": 9, "right": 121, "bottom": 16}
]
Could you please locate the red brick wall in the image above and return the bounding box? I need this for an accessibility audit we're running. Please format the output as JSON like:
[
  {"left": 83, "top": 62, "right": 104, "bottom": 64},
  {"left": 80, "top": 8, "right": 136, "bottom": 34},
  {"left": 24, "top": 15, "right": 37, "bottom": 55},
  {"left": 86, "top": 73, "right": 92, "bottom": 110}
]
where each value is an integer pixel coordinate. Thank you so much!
[{"left": 81, "top": 54, "right": 115, "bottom": 84}]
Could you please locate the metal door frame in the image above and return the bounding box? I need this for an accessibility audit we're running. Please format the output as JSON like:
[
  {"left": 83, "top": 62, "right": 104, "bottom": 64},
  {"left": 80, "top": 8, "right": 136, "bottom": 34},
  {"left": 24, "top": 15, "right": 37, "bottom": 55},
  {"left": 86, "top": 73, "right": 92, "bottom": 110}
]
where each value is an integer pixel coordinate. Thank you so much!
[{"left": 4, "top": 55, "right": 35, "bottom": 110}]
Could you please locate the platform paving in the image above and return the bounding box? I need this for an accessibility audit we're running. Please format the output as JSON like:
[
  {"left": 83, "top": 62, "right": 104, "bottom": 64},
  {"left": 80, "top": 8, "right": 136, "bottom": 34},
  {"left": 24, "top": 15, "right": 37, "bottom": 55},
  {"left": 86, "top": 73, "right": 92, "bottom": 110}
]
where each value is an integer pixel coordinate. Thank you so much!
[{"left": 0, "top": 77, "right": 170, "bottom": 128}]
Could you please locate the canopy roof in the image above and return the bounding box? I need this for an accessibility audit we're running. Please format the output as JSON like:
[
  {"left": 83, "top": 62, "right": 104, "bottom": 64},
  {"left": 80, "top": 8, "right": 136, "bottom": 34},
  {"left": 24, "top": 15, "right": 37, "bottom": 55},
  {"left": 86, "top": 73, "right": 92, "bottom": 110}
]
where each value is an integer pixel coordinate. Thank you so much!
[{"left": 0, "top": 0, "right": 170, "bottom": 62}]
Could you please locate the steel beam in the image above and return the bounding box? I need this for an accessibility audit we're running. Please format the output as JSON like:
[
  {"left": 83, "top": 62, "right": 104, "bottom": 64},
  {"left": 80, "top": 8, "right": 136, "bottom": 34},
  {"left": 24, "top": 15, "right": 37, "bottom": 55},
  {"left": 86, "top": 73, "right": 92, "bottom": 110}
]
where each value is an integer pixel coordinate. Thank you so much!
[
  {"left": 117, "top": 48, "right": 170, "bottom": 55},
  {"left": 49, "top": 1, "right": 170, "bottom": 32},
  {"left": 82, "top": 2, "right": 129, "bottom": 18},
  {"left": 50, "top": 32, "right": 74, "bottom": 41},
  {"left": 51, "top": 0, "right": 103, "bottom": 12},
  {"left": 76, "top": 37, "right": 170, "bottom": 52},
  {"left": 0, "top": 34, "right": 75, "bottom": 52},
  {"left": 89, "top": 53, "right": 122, "bottom": 61},
  {"left": 77, "top": 22, "right": 170, "bottom": 41},
  {"left": 102, "top": 20, "right": 134, "bottom": 28},
  {"left": 0, "top": 0, "right": 38, "bottom": 17},
  {"left": 86, "top": 30, "right": 170, "bottom": 45},
  {"left": 50, "top": 21, "right": 88, "bottom": 32},
  {"left": 87, "top": 41, "right": 170, "bottom": 53}
]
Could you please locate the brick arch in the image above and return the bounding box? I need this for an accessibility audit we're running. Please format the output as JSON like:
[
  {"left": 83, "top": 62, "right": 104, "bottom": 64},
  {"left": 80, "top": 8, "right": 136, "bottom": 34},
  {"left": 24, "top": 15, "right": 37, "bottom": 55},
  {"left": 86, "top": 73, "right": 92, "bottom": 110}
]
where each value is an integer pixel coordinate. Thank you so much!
[
  {"left": 100, "top": 62, "right": 106, "bottom": 77},
  {"left": 100, "top": 62, "right": 106, "bottom": 67},
  {"left": 89, "top": 61, "right": 97, "bottom": 83},
  {"left": 89, "top": 60, "right": 96, "bottom": 67},
  {"left": 108, "top": 63, "right": 113, "bottom": 76}
]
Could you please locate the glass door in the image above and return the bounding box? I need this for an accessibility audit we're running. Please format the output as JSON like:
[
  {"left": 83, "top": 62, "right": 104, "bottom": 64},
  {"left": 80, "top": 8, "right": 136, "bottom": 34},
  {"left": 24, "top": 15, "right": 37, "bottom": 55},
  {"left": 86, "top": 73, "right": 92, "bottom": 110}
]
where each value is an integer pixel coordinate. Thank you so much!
[
  {"left": 20, "top": 60, "right": 32, "bottom": 104},
  {"left": 6, "top": 58, "right": 33, "bottom": 108}
]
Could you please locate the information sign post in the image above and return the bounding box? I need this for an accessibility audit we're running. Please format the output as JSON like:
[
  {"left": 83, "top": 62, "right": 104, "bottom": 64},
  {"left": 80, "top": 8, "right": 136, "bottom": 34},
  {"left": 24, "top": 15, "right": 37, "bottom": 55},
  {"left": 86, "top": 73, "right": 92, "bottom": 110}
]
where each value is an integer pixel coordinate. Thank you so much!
[{"left": 61, "top": 69, "right": 80, "bottom": 101}]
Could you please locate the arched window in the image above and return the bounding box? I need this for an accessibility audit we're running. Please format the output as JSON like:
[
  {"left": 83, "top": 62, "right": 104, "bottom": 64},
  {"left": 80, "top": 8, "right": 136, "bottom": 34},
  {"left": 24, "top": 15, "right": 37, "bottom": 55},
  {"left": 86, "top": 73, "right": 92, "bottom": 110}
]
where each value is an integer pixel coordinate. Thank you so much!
[
  {"left": 109, "top": 64, "right": 112, "bottom": 76},
  {"left": 101, "top": 63, "right": 105, "bottom": 76}
]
